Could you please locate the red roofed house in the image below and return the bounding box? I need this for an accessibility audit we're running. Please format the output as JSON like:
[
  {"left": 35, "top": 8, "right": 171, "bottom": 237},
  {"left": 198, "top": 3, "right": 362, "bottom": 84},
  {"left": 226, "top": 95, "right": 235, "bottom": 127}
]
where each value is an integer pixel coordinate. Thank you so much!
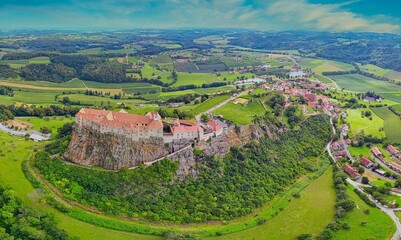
[
  {"left": 334, "top": 150, "right": 347, "bottom": 159},
  {"left": 76, "top": 108, "right": 163, "bottom": 141},
  {"left": 359, "top": 157, "right": 373, "bottom": 168},
  {"left": 207, "top": 119, "right": 223, "bottom": 136},
  {"left": 304, "top": 93, "right": 316, "bottom": 102},
  {"left": 387, "top": 145, "right": 400, "bottom": 158},
  {"left": 389, "top": 162, "right": 401, "bottom": 173},
  {"left": 261, "top": 84, "right": 269, "bottom": 90},
  {"left": 371, "top": 147, "right": 382, "bottom": 158},
  {"left": 342, "top": 164, "right": 361, "bottom": 179},
  {"left": 331, "top": 141, "right": 345, "bottom": 151},
  {"left": 171, "top": 119, "right": 204, "bottom": 141}
]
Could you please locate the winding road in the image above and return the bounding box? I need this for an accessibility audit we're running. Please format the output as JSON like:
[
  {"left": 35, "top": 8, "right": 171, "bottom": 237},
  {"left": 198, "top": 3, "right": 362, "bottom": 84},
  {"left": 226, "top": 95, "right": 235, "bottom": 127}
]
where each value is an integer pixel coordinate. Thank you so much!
[{"left": 327, "top": 118, "right": 401, "bottom": 240}]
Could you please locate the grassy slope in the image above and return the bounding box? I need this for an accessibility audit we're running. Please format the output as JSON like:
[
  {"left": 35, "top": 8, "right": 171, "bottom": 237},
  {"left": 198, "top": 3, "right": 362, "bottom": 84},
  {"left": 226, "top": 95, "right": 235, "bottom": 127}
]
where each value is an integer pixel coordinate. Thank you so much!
[
  {"left": 208, "top": 167, "right": 335, "bottom": 240},
  {"left": 371, "top": 107, "right": 401, "bottom": 144},
  {"left": 345, "top": 108, "right": 385, "bottom": 138},
  {"left": 332, "top": 185, "right": 395, "bottom": 240},
  {"left": 213, "top": 101, "right": 266, "bottom": 125}
]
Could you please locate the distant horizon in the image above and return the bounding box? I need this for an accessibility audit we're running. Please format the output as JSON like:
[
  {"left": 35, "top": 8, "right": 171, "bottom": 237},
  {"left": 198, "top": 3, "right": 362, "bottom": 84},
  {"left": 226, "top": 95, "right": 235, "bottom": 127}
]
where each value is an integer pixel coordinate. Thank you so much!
[
  {"left": 1, "top": 28, "right": 400, "bottom": 36},
  {"left": 0, "top": 0, "right": 400, "bottom": 34}
]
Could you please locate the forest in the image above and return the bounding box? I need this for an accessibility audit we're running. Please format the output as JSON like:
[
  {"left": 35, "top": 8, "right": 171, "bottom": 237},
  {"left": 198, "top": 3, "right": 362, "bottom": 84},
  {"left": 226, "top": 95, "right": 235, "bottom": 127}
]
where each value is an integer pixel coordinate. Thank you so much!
[
  {"left": 34, "top": 114, "right": 332, "bottom": 223},
  {"left": 0, "top": 184, "right": 72, "bottom": 240}
]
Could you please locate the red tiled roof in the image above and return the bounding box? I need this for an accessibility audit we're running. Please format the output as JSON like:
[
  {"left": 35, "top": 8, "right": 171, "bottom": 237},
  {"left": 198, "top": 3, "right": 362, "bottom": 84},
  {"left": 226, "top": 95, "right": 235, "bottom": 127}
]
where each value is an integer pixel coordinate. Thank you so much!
[
  {"left": 171, "top": 119, "right": 202, "bottom": 134},
  {"left": 334, "top": 150, "right": 347, "bottom": 156},
  {"left": 208, "top": 119, "right": 223, "bottom": 133},
  {"left": 76, "top": 108, "right": 163, "bottom": 131},
  {"left": 387, "top": 145, "right": 400, "bottom": 155},
  {"left": 372, "top": 147, "right": 382, "bottom": 156},
  {"left": 389, "top": 162, "right": 401, "bottom": 172},
  {"left": 360, "top": 157, "right": 372, "bottom": 167},
  {"left": 342, "top": 164, "right": 360, "bottom": 178}
]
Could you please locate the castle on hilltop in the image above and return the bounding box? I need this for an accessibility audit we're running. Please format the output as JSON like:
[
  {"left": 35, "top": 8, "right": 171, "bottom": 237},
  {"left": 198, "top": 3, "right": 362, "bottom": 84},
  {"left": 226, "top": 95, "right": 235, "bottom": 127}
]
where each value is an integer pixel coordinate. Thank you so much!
[
  {"left": 76, "top": 108, "right": 164, "bottom": 141},
  {"left": 75, "top": 108, "right": 224, "bottom": 144}
]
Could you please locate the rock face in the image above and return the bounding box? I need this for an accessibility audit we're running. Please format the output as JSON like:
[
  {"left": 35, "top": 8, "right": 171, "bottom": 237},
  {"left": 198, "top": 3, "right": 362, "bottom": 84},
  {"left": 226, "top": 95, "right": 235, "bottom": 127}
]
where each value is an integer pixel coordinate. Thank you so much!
[
  {"left": 64, "top": 122, "right": 277, "bottom": 174},
  {"left": 64, "top": 125, "right": 169, "bottom": 170},
  {"left": 195, "top": 124, "right": 276, "bottom": 158}
]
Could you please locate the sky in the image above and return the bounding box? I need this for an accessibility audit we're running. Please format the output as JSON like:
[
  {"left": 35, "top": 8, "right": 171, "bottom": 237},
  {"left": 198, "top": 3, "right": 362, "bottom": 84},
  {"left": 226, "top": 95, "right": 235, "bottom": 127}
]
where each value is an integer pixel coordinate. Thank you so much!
[{"left": 0, "top": 0, "right": 400, "bottom": 33}]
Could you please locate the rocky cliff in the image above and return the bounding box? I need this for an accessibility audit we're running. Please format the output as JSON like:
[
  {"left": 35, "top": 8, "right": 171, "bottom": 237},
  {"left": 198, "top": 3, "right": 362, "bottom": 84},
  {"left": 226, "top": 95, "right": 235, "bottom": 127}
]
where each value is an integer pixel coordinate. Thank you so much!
[
  {"left": 64, "top": 122, "right": 278, "bottom": 174},
  {"left": 63, "top": 125, "right": 170, "bottom": 170}
]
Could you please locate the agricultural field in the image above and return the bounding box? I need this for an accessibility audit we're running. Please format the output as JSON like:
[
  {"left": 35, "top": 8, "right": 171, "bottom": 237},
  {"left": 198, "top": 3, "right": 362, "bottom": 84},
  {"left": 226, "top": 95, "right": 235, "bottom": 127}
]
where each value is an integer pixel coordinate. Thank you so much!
[
  {"left": 141, "top": 64, "right": 174, "bottom": 84},
  {"left": 359, "top": 64, "right": 392, "bottom": 77},
  {"left": 371, "top": 107, "right": 401, "bottom": 144},
  {"left": 212, "top": 100, "right": 266, "bottom": 125},
  {"left": 331, "top": 185, "right": 395, "bottom": 240},
  {"left": 386, "top": 71, "right": 401, "bottom": 82},
  {"left": 345, "top": 108, "right": 385, "bottom": 138},
  {"left": 299, "top": 58, "right": 355, "bottom": 74},
  {"left": 329, "top": 74, "right": 401, "bottom": 93},
  {"left": 2, "top": 78, "right": 86, "bottom": 88},
  {"left": 220, "top": 56, "right": 262, "bottom": 68},
  {"left": 58, "top": 93, "right": 147, "bottom": 107},
  {"left": 209, "top": 167, "right": 335, "bottom": 240}
]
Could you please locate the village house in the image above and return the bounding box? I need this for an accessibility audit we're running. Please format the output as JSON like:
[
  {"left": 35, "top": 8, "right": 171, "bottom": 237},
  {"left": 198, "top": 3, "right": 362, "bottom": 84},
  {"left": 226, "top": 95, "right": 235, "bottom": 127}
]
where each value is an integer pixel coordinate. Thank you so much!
[
  {"left": 372, "top": 147, "right": 383, "bottom": 158},
  {"left": 331, "top": 141, "right": 345, "bottom": 151},
  {"left": 359, "top": 157, "right": 373, "bottom": 168},
  {"left": 342, "top": 164, "right": 361, "bottom": 179},
  {"left": 334, "top": 150, "right": 347, "bottom": 159},
  {"left": 387, "top": 145, "right": 400, "bottom": 158}
]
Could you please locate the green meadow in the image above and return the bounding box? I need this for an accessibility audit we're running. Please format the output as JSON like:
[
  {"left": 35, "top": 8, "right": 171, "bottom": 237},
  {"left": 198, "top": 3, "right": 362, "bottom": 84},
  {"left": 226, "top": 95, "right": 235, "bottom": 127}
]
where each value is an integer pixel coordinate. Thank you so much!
[
  {"left": 332, "top": 185, "right": 395, "bottom": 240},
  {"left": 330, "top": 74, "right": 401, "bottom": 93},
  {"left": 371, "top": 107, "right": 401, "bottom": 144},
  {"left": 208, "top": 166, "right": 335, "bottom": 240},
  {"left": 213, "top": 100, "right": 266, "bottom": 125},
  {"left": 345, "top": 108, "right": 385, "bottom": 138}
]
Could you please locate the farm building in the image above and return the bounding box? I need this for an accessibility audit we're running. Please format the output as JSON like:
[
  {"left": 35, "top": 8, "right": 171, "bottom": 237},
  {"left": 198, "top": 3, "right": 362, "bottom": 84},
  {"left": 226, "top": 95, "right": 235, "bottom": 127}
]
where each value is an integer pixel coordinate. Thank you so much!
[
  {"left": 359, "top": 157, "right": 373, "bottom": 168},
  {"left": 342, "top": 164, "right": 361, "bottom": 179},
  {"left": 387, "top": 145, "right": 400, "bottom": 158},
  {"left": 371, "top": 147, "right": 383, "bottom": 158}
]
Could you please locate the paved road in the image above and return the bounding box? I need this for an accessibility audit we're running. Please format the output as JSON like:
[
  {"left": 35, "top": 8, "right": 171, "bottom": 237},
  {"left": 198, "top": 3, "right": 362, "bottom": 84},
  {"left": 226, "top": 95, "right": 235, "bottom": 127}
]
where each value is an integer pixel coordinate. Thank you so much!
[
  {"left": 0, "top": 123, "right": 27, "bottom": 136},
  {"left": 327, "top": 120, "right": 401, "bottom": 240}
]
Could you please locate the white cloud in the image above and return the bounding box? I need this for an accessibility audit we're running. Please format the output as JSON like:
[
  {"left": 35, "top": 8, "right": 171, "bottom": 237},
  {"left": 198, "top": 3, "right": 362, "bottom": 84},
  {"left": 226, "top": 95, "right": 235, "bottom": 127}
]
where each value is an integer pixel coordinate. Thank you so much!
[{"left": 265, "top": 0, "right": 400, "bottom": 33}]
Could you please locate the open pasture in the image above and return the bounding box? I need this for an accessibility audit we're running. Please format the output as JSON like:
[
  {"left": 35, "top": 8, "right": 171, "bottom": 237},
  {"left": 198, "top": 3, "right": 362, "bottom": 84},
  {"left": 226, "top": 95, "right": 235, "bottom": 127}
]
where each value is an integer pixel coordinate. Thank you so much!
[
  {"left": 212, "top": 100, "right": 266, "bottom": 125},
  {"left": 371, "top": 106, "right": 401, "bottom": 144},
  {"left": 331, "top": 185, "right": 395, "bottom": 240},
  {"left": 209, "top": 167, "right": 335, "bottom": 240},
  {"left": 329, "top": 74, "right": 401, "bottom": 93}
]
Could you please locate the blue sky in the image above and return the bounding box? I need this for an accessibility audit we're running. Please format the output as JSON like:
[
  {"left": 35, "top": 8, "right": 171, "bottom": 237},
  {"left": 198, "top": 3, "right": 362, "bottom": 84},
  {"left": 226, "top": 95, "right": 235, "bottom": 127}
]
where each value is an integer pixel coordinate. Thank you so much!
[{"left": 0, "top": 0, "right": 400, "bottom": 33}]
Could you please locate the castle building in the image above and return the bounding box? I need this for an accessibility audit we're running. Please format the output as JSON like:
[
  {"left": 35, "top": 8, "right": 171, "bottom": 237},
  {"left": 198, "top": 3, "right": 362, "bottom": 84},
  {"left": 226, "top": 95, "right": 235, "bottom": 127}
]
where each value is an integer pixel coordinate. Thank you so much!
[
  {"left": 170, "top": 119, "right": 204, "bottom": 141},
  {"left": 75, "top": 108, "right": 163, "bottom": 141}
]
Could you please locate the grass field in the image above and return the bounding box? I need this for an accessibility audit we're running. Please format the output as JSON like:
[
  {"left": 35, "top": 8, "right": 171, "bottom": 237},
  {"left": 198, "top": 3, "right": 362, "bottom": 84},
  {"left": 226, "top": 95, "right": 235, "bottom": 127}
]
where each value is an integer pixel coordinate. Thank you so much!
[
  {"left": 386, "top": 71, "right": 401, "bottom": 82},
  {"left": 208, "top": 166, "right": 335, "bottom": 240},
  {"left": 345, "top": 108, "right": 385, "bottom": 138},
  {"left": 213, "top": 100, "right": 266, "bottom": 125},
  {"left": 371, "top": 107, "right": 401, "bottom": 144},
  {"left": 58, "top": 94, "right": 146, "bottom": 106},
  {"left": 188, "top": 95, "right": 230, "bottom": 116},
  {"left": 15, "top": 116, "right": 75, "bottom": 137},
  {"left": 331, "top": 185, "right": 395, "bottom": 240},
  {"left": 330, "top": 74, "right": 401, "bottom": 93},
  {"left": 359, "top": 64, "right": 392, "bottom": 77}
]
